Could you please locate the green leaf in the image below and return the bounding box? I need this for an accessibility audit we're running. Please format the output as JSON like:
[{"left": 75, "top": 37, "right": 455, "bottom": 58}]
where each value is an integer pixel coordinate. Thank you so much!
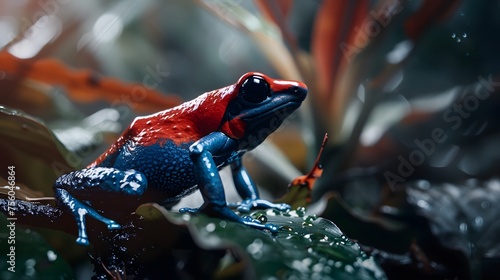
[
  {"left": 0, "top": 106, "right": 80, "bottom": 198},
  {"left": 155, "top": 206, "right": 386, "bottom": 280}
]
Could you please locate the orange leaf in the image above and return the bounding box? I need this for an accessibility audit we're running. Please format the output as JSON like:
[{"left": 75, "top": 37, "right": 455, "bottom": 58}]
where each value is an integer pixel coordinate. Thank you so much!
[
  {"left": 0, "top": 51, "right": 182, "bottom": 113},
  {"left": 278, "top": 133, "right": 328, "bottom": 208},
  {"left": 311, "top": 0, "right": 369, "bottom": 97},
  {"left": 254, "top": 0, "right": 295, "bottom": 44},
  {"left": 254, "top": 0, "right": 292, "bottom": 25},
  {"left": 289, "top": 133, "right": 328, "bottom": 190},
  {"left": 404, "top": 0, "right": 461, "bottom": 40}
]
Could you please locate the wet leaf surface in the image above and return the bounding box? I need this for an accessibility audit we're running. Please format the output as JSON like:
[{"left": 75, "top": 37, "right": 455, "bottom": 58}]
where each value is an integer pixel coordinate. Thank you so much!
[
  {"left": 140, "top": 204, "right": 387, "bottom": 280},
  {"left": 0, "top": 106, "right": 79, "bottom": 196},
  {"left": 407, "top": 179, "right": 500, "bottom": 278}
]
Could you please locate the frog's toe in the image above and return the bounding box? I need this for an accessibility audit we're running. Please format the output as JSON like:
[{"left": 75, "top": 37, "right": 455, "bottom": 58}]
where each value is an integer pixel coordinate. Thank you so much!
[
  {"left": 264, "top": 223, "right": 279, "bottom": 233},
  {"left": 236, "top": 199, "right": 291, "bottom": 213},
  {"left": 274, "top": 203, "right": 291, "bottom": 212},
  {"left": 107, "top": 222, "right": 121, "bottom": 230},
  {"left": 240, "top": 215, "right": 279, "bottom": 233},
  {"left": 236, "top": 203, "right": 252, "bottom": 213},
  {"left": 76, "top": 237, "right": 89, "bottom": 246},
  {"left": 179, "top": 207, "right": 200, "bottom": 214}
]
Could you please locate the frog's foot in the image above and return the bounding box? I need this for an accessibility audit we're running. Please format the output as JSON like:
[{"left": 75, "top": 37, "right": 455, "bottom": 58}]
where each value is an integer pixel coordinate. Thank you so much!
[
  {"left": 179, "top": 207, "right": 199, "bottom": 214},
  {"left": 55, "top": 189, "right": 121, "bottom": 246},
  {"left": 180, "top": 203, "right": 279, "bottom": 233},
  {"left": 229, "top": 198, "right": 291, "bottom": 213}
]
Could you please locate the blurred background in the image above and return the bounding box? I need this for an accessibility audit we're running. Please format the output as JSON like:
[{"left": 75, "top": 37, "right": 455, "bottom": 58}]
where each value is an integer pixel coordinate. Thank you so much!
[{"left": 1, "top": 0, "right": 500, "bottom": 279}]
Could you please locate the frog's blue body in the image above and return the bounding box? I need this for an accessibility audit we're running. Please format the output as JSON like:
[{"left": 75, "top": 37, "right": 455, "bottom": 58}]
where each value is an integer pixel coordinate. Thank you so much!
[
  {"left": 53, "top": 72, "right": 307, "bottom": 246},
  {"left": 111, "top": 141, "right": 196, "bottom": 202}
]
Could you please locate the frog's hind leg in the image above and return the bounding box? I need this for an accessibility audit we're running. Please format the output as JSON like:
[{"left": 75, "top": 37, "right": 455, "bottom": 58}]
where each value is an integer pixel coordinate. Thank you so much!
[
  {"left": 54, "top": 167, "right": 148, "bottom": 246},
  {"left": 54, "top": 188, "right": 120, "bottom": 246}
]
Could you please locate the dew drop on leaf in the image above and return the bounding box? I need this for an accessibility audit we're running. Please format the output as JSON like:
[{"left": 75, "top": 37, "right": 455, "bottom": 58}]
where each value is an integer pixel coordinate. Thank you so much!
[
  {"left": 345, "top": 264, "right": 354, "bottom": 274},
  {"left": 474, "top": 216, "right": 483, "bottom": 227},
  {"left": 459, "top": 222, "right": 468, "bottom": 233},
  {"left": 257, "top": 214, "right": 267, "bottom": 223},
  {"left": 280, "top": 225, "right": 293, "bottom": 232},
  {"left": 205, "top": 223, "right": 216, "bottom": 232},
  {"left": 219, "top": 220, "right": 227, "bottom": 228},
  {"left": 46, "top": 250, "right": 57, "bottom": 261}
]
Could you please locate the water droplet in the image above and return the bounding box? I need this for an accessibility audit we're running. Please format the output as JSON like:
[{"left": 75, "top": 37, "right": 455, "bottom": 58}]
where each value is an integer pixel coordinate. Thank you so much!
[
  {"left": 25, "top": 259, "right": 36, "bottom": 276},
  {"left": 280, "top": 225, "right": 293, "bottom": 232},
  {"left": 481, "top": 200, "right": 490, "bottom": 209},
  {"left": 304, "top": 215, "right": 317, "bottom": 222},
  {"left": 296, "top": 207, "right": 306, "bottom": 216},
  {"left": 302, "top": 258, "right": 313, "bottom": 267},
  {"left": 457, "top": 38, "right": 461, "bottom": 43},
  {"left": 311, "top": 272, "right": 322, "bottom": 280},
  {"left": 462, "top": 33, "right": 467, "bottom": 38},
  {"left": 257, "top": 214, "right": 267, "bottom": 223},
  {"left": 205, "top": 223, "right": 216, "bottom": 232},
  {"left": 459, "top": 222, "right": 468, "bottom": 233},
  {"left": 219, "top": 220, "right": 227, "bottom": 228},
  {"left": 416, "top": 199, "right": 431, "bottom": 210},
  {"left": 266, "top": 209, "right": 278, "bottom": 216},
  {"left": 47, "top": 250, "right": 57, "bottom": 261},
  {"left": 474, "top": 216, "right": 483, "bottom": 227},
  {"left": 312, "top": 263, "right": 324, "bottom": 272},
  {"left": 302, "top": 222, "right": 313, "bottom": 227},
  {"left": 416, "top": 180, "right": 431, "bottom": 190},
  {"left": 246, "top": 238, "right": 264, "bottom": 259},
  {"left": 451, "top": 33, "right": 456, "bottom": 38},
  {"left": 345, "top": 264, "right": 354, "bottom": 273},
  {"left": 309, "top": 233, "right": 328, "bottom": 242}
]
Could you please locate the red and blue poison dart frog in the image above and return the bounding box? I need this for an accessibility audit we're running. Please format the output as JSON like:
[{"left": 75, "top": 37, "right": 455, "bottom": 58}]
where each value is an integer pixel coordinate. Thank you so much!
[{"left": 53, "top": 72, "right": 307, "bottom": 246}]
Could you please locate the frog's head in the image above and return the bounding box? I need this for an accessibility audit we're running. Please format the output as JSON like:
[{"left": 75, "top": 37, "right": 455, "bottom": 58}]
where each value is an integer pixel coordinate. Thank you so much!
[{"left": 220, "top": 72, "right": 307, "bottom": 149}]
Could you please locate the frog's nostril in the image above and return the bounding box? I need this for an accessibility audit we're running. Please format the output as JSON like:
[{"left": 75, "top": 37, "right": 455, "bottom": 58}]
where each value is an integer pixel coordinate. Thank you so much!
[{"left": 293, "top": 85, "right": 308, "bottom": 100}]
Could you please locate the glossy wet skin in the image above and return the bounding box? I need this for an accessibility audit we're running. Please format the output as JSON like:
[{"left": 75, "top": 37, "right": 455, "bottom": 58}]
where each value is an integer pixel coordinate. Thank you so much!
[
  {"left": 53, "top": 72, "right": 307, "bottom": 245},
  {"left": 223, "top": 74, "right": 307, "bottom": 149}
]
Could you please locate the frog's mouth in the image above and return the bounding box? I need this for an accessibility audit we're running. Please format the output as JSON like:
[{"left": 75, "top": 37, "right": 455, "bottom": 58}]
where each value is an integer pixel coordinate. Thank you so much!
[
  {"left": 241, "top": 85, "right": 307, "bottom": 124},
  {"left": 242, "top": 100, "right": 301, "bottom": 123}
]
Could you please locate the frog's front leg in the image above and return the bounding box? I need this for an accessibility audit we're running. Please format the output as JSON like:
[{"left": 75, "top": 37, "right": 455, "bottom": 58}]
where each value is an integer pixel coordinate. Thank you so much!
[
  {"left": 230, "top": 159, "right": 290, "bottom": 213},
  {"left": 54, "top": 168, "right": 147, "bottom": 245},
  {"left": 179, "top": 132, "right": 279, "bottom": 233}
]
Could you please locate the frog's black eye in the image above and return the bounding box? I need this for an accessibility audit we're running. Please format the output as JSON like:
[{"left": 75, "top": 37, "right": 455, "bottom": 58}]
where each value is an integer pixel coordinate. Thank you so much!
[{"left": 240, "top": 76, "right": 271, "bottom": 103}]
